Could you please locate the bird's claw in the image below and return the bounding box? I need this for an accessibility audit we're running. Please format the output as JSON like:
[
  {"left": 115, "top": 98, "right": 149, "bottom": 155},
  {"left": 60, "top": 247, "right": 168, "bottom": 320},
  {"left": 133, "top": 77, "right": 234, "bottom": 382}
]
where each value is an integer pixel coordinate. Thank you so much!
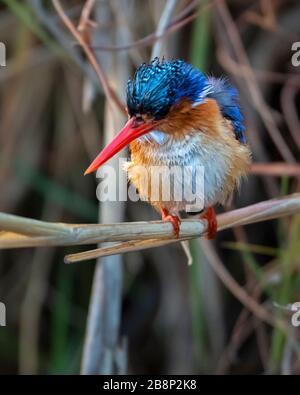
[
  {"left": 161, "top": 209, "right": 181, "bottom": 238},
  {"left": 201, "top": 207, "right": 217, "bottom": 239}
]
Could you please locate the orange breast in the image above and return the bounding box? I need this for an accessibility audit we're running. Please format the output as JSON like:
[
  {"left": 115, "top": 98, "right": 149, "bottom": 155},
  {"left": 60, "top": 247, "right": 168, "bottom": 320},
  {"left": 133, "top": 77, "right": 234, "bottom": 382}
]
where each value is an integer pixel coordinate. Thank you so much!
[{"left": 126, "top": 99, "right": 251, "bottom": 214}]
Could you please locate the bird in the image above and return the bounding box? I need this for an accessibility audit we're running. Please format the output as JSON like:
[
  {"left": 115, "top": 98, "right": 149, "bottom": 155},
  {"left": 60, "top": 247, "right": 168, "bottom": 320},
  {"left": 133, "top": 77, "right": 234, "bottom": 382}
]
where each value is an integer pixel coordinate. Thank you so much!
[{"left": 84, "top": 58, "right": 251, "bottom": 239}]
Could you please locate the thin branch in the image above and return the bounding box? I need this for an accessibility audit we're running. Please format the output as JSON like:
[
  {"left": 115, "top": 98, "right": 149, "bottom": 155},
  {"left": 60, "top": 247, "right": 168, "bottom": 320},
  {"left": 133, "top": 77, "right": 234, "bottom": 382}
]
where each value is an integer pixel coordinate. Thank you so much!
[
  {"left": 0, "top": 212, "right": 68, "bottom": 236},
  {"left": 91, "top": 6, "right": 206, "bottom": 52},
  {"left": 217, "top": 48, "right": 300, "bottom": 87},
  {"left": 199, "top": 240, "right": 281, "bottom": 329},
  {"left": 201, "top": 240, "right": 300, "bottom": 363},
  {"left": 65, "top": 238, "right": 179, "bottom": 263},
  {"left": 77, "top": 0, "right": 96, "bottom": 33},
  {"left": 250, "top": 163, "right": 300, "bottom": 177},
  {"left": 281, "top": 77, "right": 300, "bottom": 152},
  {"left": 63, "top": 191, "right": 300, "bottom": 261},
  {"left": 77, "top": 0, "right": 96, "bottom": 47},
  {"left": 52, "top": 0, "right": 125, "bottom": 114},
  {"left": 0, "top": 193, "right": 299, "bottom": 256},
  {"left": 28, "top": 0, "right": 101, "bottom": 88},
  {"left": 151, "top": 0, "right": 178, "bottom": 58},
  {"left": 80, "top": 0, "right": 128, "bottom": 375},
  {"left": 215, "top": 0, "right": 295, "bottom": 163}
]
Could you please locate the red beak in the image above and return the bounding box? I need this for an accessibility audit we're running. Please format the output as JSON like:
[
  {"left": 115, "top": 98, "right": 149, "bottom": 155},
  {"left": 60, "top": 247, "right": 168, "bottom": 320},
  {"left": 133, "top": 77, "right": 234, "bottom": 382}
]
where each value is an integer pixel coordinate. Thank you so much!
[{"left": 84, "top": 117, "right": 156, "bottom": 175}]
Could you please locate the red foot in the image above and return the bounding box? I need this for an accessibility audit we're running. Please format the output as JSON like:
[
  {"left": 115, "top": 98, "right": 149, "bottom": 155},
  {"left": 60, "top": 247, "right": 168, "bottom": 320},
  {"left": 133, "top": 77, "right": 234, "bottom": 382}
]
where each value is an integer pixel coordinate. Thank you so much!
[
  {"left": 161, "top": 208, "right": 181, "bottom": 238},
  {"left": 201, "top": 207, "right": 217, "bottom": 239}
]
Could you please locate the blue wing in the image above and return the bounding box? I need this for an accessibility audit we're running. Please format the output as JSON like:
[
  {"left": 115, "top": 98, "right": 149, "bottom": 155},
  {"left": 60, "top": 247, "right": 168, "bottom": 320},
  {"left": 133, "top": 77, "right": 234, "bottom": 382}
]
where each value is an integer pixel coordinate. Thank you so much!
[{"left": 207, "top": 77, "right": 246, "bottom": 144}]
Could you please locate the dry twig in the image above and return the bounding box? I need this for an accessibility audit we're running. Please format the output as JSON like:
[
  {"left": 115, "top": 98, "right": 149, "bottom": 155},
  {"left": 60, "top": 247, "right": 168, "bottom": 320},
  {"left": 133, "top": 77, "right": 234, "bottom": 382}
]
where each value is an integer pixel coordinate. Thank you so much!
[
  {"left": 52, "top": 0, "right": 125, "bottom": 114},
  {"left": 250, "top": 163, "right": 300, "bottom": 177},
  {"left": 151, "top": 0, "right": 178, "bottom": 58},
  {"left": 0, "top": 193, "right": 300, "bottom": 261},
  {"left": 91, "top": 2, "right": 208, "bottom": 53},
  {"left": 215, "top": 0, "right": 295, "bottom": 163}
]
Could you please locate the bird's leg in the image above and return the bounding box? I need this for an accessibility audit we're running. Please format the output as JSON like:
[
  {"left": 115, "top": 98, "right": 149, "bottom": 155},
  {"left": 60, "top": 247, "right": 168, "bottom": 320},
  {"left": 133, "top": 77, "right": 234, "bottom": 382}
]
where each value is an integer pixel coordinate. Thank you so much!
[
  {"left": 161, "top": 208, "right": 181, "bottom": 238},
  {"left": 201, "top": 207, "right": 217, "bottom": 239}
]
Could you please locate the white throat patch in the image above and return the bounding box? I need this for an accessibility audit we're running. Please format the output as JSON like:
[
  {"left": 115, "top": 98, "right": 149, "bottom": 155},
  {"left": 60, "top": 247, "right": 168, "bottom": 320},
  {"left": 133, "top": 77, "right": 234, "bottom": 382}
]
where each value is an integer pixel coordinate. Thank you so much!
[{"left": 139, "top": 130, "right": 168, "bottom": 145}]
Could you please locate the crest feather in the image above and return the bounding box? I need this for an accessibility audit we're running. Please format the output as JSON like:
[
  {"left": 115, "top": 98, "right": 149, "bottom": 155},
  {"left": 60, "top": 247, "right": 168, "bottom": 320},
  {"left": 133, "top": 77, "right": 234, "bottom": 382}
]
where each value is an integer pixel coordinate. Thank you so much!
[{"left": 127, "top": 58, "right": 210, "bottom": 119}]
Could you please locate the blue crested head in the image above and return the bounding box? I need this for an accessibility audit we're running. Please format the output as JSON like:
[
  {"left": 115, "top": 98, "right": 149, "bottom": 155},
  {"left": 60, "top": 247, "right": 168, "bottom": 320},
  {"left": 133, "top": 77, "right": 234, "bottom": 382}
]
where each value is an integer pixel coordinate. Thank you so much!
[
  {"left": 126, "top": 58, "right": 246, "bottom": 144},
  {"left": 126, "top": 58, "right": 210, "bottom": 119}
]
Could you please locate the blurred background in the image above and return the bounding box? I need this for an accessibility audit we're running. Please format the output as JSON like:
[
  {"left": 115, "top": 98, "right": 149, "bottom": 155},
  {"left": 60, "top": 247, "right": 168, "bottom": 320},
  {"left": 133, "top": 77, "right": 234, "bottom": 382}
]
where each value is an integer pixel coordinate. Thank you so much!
[{"left": 0, "top": 0, "right": 300, "bottom": 375}]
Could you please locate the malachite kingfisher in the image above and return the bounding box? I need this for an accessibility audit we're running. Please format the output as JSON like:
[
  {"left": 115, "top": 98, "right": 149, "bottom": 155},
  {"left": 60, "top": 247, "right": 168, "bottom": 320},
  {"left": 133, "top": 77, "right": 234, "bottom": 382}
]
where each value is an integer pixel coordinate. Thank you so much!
[{"left": 85, "top": 58, "right": 251, "bottom": 239}]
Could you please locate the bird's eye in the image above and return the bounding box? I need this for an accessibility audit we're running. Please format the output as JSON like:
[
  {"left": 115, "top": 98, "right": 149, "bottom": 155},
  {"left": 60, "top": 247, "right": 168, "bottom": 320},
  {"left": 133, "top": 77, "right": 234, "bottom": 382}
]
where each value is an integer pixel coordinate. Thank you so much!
[{"left": 135, "top": 115, "right": 144, "bottom": 124}]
